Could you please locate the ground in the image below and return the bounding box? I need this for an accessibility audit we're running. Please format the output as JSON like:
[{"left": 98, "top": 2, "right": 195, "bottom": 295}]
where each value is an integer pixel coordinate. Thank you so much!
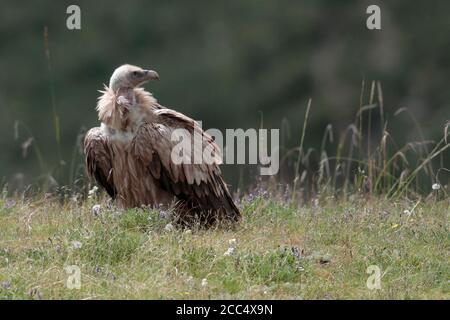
[{"left": 0, "top": 194, "right": 448, "bottom": 299}]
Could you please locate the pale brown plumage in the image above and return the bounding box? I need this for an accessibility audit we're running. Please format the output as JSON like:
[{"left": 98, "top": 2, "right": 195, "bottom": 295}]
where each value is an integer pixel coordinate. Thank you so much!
[{"left": 84, "top": 64, "right": 240, "bottom": 225}]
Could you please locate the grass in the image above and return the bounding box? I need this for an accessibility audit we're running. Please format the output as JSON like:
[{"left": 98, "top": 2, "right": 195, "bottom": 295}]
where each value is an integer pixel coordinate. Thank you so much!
[{"left": 0, "top": 194, "right": 448, "bottom": 299}]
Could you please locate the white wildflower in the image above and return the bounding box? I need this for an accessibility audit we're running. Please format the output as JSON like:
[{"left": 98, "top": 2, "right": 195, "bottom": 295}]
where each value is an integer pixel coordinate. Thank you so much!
[
  {"left": 89, "top": 186, "right": 98, "bottom": 196},
  {"left": 224, "top": 238, "right": 237, "bottom": 256},
  {"left": 88, "top": 186, "right": 99, "bottom": 198},
  {"left": 403, "top": 209, "right": 412, "bottom": 216},
  {"left": 228, "top": 238, "right": 237, "bottom": 248},
  {"left": 91, "top": 204, "right": 101, "bottom": 216},
  {"left": 71, "top": 241, "right": 82, "bottom": 250},
  {"left": 164, "top": 223, "right": 174, "bottom": 232},
  {"left": 432, "top": 183, "right": 441, "bottom": 191},
  {"left": 201, "top": 278, "right": 208, "bottom": 287},
  {"left": 313, "top": 198, "right": 319, "bottom": 208},
  {"left": 223, "top": 247, "right": 236, "bottom": 256}
]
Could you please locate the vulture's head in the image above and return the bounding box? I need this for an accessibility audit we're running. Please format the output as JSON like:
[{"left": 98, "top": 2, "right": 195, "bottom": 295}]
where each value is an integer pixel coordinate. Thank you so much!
[{"left": 109, "top": 64, "right": 159, "bottom": 92}]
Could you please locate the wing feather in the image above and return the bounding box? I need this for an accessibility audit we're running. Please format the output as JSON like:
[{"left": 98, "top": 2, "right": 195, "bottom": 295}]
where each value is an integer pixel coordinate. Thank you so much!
[
  {"left": 131, "top": 110, "right": 240, "bottom": 221},
  {"left": 84, "top": 127, "right": 117, "bottom": 198}
]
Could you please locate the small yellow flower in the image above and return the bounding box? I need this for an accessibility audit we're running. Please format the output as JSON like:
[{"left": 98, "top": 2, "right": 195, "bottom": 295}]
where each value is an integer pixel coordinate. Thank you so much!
[{"left": 391, "top": 223, "right": 399, "bottom": 229}]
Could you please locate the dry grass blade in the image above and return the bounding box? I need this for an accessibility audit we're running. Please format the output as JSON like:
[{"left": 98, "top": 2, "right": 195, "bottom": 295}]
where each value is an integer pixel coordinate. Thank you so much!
[
  {"left": 292, "top": 99, "right": 312, "bottom": 201},
  {"left": 445, "top": 121, "right": 450, "bottom": 144}
]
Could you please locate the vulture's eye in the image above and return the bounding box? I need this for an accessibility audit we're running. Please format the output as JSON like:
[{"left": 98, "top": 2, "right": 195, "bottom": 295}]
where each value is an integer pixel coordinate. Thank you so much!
[{"left": 132, "top": 71, "right": 139, "bottom": 77}]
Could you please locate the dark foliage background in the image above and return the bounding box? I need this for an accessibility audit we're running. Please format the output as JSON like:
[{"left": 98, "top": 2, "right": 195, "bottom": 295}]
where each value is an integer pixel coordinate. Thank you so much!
[{"left": 0, "top": 0, "right": 448, "bottom": 190}]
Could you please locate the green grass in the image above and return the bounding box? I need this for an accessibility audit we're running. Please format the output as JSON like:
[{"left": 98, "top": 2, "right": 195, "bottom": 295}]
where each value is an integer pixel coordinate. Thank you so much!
[{"left": 0, "top": 194, "right": 448, "bottom": 299}]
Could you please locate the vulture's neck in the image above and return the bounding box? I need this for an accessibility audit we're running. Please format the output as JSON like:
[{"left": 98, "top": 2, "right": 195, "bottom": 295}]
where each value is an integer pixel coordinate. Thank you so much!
[
  {"left": 117, "top": 87, "right": 137, "bottom": 106},
  {"left": 96, "top": 86, "right": 158, "bottom": 140}
]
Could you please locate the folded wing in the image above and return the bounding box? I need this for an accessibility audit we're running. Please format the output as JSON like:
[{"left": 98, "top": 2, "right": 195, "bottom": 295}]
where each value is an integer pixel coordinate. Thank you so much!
[
  {"left": 131, "top": 108, "right": 241, "bottom": 223},
  {"left": 84, "top": 127, "right": 117, "bottom": 199}
]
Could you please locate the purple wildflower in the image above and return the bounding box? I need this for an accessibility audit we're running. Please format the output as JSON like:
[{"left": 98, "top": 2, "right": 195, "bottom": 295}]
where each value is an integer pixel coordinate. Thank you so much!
[{"left": 3, "top": 199, "right": 16, "bottom": 209}]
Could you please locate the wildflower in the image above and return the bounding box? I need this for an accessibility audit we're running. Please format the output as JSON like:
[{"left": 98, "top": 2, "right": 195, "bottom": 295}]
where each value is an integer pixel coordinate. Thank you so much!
[
  {"left": 3, "top": 199, "right": 16, "bottom": 209},
  {"left": 164, "top": 223, "right": 174, "bottom": 232},
  {"left": 201, "top": 278, "right": 208, "bottom": 287},
  {"left": 391, "top": 223, "right": 399, "bottom": 230},
  {"left": 89, "top": 185, "right": 99, "bottom": 194},
  {"left": 313, "top": 198, "right": 319, "bottom": 208},
  {"left": 91, "top": 204, "right": 101, "bottom": 216},
  {"left": 432, "top": 183, "right": 441, "bottom": 191},
  {"left": 224, "top": 238, "right": 237, "bottom": 256},
  {"left": 88, "top": 186, "right": 99, "bottom": 198},
  {"left": 71, "top": 241, "right": 82, "bottom": 249},
  {"left": 154, "top": 203, "right": 169, "bottom": 219},
  {"left": 403, "top": 210, "right": 412, "bottom": 216},
  {"left": 1, "top": 281, "right": 9, "bottom": 289},
  {"left": 223, "top": 247, "right": 236, "bottom": 256},
  {"left": 159, "top": 209, "right": 169, "bottom": 219}
]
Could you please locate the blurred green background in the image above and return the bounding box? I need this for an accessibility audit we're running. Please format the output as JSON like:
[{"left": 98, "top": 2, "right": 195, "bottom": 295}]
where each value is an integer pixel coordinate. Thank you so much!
[{"left": 0, "top": 0, "right": 449, "bottom": 191}]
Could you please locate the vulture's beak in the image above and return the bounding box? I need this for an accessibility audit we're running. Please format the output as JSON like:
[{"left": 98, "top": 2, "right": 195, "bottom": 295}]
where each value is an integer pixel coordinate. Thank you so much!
[{"left": 144, "top": 70, "right": 159, "bottom": 81}]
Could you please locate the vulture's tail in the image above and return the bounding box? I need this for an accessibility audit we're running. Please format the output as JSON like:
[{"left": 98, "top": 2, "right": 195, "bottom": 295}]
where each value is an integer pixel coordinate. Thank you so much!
[{"left": 173, "top": 180, "right": 240, "bottom": 227}]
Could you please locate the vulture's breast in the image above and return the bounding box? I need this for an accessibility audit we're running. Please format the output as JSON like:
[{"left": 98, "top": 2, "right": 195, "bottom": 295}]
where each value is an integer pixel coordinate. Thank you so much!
[
  {"left": 100, "top": 123, "right": 135, "bottom": 143},
  {"left": 100, "top": 105, "right": 149, "bottom": 143},
  {"left": 128, "top": 106, "right": 148, "bottom": 132}
]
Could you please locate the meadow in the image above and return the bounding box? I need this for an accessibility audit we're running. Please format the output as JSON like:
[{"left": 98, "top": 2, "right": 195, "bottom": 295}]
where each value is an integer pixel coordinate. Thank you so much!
[{"left": 0, "top": 191, "right": 448, "bottom": 299}]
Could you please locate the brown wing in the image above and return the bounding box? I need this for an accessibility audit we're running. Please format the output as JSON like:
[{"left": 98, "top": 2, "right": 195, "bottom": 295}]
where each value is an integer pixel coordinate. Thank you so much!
[
  {"left": 131, "top": 108, "right": 240, "bottom": 222},
  {"left": 84, "top": 127, "right": 117, "bottom": 199}
]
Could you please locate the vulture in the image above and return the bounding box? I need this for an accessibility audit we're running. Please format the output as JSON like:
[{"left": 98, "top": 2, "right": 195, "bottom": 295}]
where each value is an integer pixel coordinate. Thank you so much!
[{"left": 84, "top": 64, "right": 240, "bottom": 226}]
